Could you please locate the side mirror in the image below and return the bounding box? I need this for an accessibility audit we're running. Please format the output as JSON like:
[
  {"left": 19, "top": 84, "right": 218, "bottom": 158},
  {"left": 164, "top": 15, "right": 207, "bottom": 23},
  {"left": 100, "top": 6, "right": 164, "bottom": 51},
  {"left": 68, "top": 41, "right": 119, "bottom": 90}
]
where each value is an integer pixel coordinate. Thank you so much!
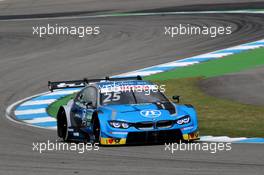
[{"left": 172, "top": 95, "right": 180, "bottom": 103}]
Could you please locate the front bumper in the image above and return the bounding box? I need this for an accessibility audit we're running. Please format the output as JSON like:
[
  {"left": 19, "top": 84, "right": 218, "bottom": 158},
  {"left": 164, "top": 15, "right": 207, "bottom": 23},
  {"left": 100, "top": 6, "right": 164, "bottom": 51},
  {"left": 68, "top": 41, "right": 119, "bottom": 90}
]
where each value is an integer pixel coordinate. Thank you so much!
[
  {"left": 100, "top": 130, "right": 199, "bottom": 145},
  {"left": 182, "top": 131, "right": 200, "bottom": 141}
]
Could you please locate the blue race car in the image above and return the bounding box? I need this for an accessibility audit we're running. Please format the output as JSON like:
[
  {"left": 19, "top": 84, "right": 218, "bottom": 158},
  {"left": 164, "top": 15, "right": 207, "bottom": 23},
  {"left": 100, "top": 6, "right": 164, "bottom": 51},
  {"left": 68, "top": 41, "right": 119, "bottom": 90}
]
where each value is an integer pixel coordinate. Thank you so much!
[{"left": 49, "top": 76, "right": 199, "bottom": 145}]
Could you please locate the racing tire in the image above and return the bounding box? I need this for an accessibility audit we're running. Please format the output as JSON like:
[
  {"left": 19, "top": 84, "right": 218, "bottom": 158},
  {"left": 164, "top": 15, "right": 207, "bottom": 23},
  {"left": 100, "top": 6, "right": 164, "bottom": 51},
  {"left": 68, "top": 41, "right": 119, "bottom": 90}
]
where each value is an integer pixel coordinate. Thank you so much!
[
  {"left": 57, "top": 109, "right": 69, "bottom": 141},
  {"left": 92, "top": 117, "right": 101, "bottom": 143}
]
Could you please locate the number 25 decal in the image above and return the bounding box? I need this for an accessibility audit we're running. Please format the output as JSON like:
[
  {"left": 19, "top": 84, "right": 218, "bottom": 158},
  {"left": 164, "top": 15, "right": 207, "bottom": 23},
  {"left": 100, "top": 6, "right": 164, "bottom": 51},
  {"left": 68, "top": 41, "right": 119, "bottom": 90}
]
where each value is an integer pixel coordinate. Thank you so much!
[{"left": 103, "top": 92, "right": 121, "bottom": 103}]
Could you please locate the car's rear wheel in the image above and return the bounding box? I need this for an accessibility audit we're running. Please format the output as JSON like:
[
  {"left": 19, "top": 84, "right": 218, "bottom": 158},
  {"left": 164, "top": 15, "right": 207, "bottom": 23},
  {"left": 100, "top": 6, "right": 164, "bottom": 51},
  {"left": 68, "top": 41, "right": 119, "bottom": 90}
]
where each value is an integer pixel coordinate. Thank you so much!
[{"left": 57, "top": 109, "right": 68, "bottom": 141}]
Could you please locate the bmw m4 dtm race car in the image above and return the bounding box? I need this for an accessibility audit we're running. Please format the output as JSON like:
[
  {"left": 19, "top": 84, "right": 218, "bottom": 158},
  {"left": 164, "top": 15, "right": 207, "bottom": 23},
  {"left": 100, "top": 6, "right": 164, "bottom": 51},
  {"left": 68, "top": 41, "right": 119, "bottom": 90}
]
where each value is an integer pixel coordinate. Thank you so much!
[{"left": 49, "top": 76, "right": 199, "bottom": 145}]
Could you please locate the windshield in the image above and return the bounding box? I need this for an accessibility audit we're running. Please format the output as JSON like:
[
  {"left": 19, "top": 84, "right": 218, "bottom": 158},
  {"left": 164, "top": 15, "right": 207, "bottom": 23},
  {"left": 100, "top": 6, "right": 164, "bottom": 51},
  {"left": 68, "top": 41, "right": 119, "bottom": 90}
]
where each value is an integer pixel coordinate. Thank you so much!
[{"left": 100, "top": 90, "right": 169, "bottom": 105}]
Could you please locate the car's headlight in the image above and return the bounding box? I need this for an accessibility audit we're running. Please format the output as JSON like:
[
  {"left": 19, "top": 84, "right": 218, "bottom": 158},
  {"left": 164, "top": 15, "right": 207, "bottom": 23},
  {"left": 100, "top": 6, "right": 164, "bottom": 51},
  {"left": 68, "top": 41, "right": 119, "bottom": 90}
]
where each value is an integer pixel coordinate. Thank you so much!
[
  {"left": 176, "top": 116, "right": 190, "bottom": 125},
  {"left": 109, "top": 121, "right": 130, "bottom": 129}
]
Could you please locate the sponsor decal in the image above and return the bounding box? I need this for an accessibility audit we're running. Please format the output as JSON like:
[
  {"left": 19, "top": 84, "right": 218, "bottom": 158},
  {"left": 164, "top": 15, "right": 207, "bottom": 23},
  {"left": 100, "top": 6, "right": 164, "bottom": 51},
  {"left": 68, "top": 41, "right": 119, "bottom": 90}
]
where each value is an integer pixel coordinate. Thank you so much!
[
  {"left": 100, "top": 138, "right": 126, "bottom": 145},
  {"left": 140, "top": 110, "right": 161, "bottom": 118},
  {"left": 181, "top": 125, "right": 194, "bottom": 131},
  {"left": 183, "top": 131, "right": 199, "bottom": 141}
]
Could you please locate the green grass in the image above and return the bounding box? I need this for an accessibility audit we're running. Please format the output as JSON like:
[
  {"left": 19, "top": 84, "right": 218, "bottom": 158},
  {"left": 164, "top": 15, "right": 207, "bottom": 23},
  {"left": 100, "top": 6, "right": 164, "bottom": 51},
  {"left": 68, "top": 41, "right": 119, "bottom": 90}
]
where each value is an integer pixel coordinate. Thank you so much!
[
  {"left": 248, "top": 9, "right": 264, "bottom": 11},
  {"left": 146, "top": 48, "right": 264, "bottom": 80},
  {"left": 154, "top": 78, "right": 264, "bottom": 137},
  {"left": 47, "top": 94, "right": 75, "bottom": 118},
  {"left": 47, "top": 48, "right": 264, "bottom": 137}
]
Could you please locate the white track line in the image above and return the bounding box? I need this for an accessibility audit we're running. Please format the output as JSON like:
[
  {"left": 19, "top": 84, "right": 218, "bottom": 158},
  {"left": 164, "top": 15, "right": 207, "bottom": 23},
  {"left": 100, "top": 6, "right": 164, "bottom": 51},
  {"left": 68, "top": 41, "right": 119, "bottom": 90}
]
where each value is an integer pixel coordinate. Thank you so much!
[
  {"left": 1, "top": 10, "right": 264, "bottom": 22},
  {"left": 47, "top": 126, "right": 57, "bottom": 130},
  {"left": 200, "top": 136, "right": 247, "bottom": 142},
  {"left": 157, "top": 61, "right": 199, "bottom": 67},
  {"left": 117, "top": 70, "right": 163, "bottom": 77},
  {"left": 45, "top": 89, "right": 79, "bottom": 96},
  {"left": 23, "top": 117, "right": 56, "bottom": 124},
  {"left": 256, "top": 39, "right": 264, "bottom": 42},
  {"left": 15, "top": 108, "right": 46, "bottom": 115},
  {"left": 21, "top": 99, "right": 56, "bottom": 106},
  {"left": 5, "top": 91, "right": 57, "bottom": 130},
  {"left": 192, "top": 53, "right": 233, "bottom": 58},
  {"left": 225, "top": 45, "right": 262, "bottom": 50}
]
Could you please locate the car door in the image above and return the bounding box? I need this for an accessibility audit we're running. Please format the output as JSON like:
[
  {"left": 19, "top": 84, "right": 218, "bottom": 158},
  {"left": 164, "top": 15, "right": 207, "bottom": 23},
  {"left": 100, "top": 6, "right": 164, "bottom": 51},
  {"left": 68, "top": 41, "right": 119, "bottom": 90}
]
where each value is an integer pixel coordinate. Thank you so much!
[{"left": 70, "top": 86, "right": 97, "bottom": 128}]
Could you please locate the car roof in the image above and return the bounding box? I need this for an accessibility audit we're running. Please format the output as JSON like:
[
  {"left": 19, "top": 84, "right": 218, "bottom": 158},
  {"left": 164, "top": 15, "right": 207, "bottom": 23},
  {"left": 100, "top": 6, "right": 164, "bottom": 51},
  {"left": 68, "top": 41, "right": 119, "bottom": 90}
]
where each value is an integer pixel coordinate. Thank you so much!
[{"left": 93, "top": 80, "right": 155, "bottom": 89}]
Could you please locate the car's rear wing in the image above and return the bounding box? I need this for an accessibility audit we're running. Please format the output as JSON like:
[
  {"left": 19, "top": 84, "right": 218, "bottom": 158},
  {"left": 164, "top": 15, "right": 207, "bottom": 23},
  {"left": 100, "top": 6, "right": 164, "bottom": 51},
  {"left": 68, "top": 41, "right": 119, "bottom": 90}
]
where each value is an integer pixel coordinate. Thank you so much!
[
  {"left": 48, "top": 76, "right": 142, "bottom": 92},
  {"left": 48, "top": 79, "right": 86, "bottom": 92}
]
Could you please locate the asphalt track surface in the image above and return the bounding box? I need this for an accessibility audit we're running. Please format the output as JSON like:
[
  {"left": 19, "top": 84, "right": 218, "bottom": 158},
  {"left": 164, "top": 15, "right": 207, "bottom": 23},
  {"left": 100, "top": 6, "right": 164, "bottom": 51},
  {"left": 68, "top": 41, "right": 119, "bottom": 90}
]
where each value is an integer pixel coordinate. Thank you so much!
[
  {"left": 0, "top": 0, "right": 263, "bottom": 16},
  {"left": 200, "top": 66, "right": 264, "bottom": 106},
  {"left": 1, "top": 1, "right": 264, "bottom": 175}
]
